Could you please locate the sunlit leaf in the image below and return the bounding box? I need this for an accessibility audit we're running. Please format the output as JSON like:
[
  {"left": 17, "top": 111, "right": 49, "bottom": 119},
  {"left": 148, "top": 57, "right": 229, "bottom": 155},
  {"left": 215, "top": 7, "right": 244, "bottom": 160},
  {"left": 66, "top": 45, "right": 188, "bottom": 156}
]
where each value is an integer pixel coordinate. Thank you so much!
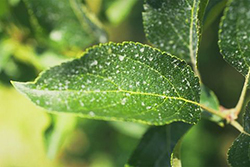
[
  {"left": 12, "top": 42, "right": 201, "bottom": 125},
  {"left": 219, "top": 0, "right": 250, "bottom": 77},
  {"left": 143, "top": 0, "right": 206, "bottom": 64},
  {"left": 126, "top": 122, "right": 191, "bottom": 167}
]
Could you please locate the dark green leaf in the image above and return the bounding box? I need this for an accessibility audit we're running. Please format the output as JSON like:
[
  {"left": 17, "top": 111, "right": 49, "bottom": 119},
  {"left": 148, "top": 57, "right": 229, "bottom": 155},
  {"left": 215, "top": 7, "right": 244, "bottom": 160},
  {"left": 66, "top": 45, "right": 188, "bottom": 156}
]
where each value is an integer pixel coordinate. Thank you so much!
[
  {"left": 12, "top": 42, "right": 201, "bottom": 125},
  {"left": 143, "top": 0, "right": 204, "bottom": 64},
  {"left": 24, "top": 0, "right": 107, "bottom": 51},
  {"left": 200, "top": 85, "right": 224, "bottom": 126},
  {"left": 228, "top": 134, "right": 250, "bottom": 167},
  {"left": 228, "top": 102, "right": 250, "bottom": 166},
  {"left": 219, "top": 0, "right": 250, "bottom": 77},
  {"left": 126, "top": 122, "right": 191, "bottom": 167},
  {"left": 243, "top": 102, "right": 250, "bottom": 133}
]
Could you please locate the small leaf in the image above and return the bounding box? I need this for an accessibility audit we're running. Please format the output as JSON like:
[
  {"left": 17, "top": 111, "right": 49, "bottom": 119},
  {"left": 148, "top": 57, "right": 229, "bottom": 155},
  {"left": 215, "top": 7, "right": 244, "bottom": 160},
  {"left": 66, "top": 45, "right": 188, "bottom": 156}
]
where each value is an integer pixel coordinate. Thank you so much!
[
  {"left": 12, "top": 42, "right": 201, "bottom": 125},
  {"left": 219, "top": 0, "right": 250, "bottom": 77},
  {"left": 200, "top": 85, "right": 224, "bottom": 126},
  {"left": 24, "top": 0, "right": 107, "bottom": 52},
  {"left": 228, "top": 102, "right": 250, "bottom": 166},
  {"left": 126, "top": 122, "right": 191, "bottom": 167},
  {"left": 143, "top": 0, "right": 205, "bottom": 64}
]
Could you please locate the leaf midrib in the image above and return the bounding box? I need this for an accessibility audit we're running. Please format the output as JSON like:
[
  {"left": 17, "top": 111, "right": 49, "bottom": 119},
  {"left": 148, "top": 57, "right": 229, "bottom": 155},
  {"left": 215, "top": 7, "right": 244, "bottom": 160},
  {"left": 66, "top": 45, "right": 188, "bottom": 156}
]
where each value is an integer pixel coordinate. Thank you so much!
[
  {"left": 24, "top": 86, "right": 199, "bottom": 106},
  {"left": 189, "top": 0, "right": 197, "bottom": 65}
]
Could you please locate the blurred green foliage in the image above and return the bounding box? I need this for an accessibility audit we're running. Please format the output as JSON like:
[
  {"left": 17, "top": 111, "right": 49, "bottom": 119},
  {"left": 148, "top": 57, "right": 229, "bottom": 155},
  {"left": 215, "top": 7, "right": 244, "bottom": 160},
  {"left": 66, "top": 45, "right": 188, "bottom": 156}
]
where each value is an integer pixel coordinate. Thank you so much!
[{"left": 0, "top": 0, "right": 246, "bottom": 166}]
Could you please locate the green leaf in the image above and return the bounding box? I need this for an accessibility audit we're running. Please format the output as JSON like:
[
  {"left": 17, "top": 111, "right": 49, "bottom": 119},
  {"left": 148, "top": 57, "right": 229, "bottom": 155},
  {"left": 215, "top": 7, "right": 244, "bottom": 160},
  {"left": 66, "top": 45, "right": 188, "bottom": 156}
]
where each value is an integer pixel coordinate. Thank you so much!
[
  {"left": 0, "top": 0, "right": 9, "bottom": 18},
  {"left": 143, "top": 0, "right": 205, "bottom": 64},
  {"left": 203, "top": 0, "right": 227, "bottom": 30},
  {"left": 228, "top": 134, "right": 250, "bottom": 167},
  {"left": 109, "top": 121, "right": 148, "bottom": 139},
  {"left": 200, "top": 85, "right": 224, "bottom": 126},
  {"left": 12, "top": 42, "right": 201, "bottom": 125},
  {"left": 219, "top": 0, "right": 250, "bottom": 77},
  {"left": 243, "top": 101, "right": 250, "bottom": 133},
  {"left": 0, "top": 40, "right": 14, "bottom": 72},
  {"left": 228, "top": 102, "right": 250, "bottom": 166},
  {"left": 126, "top": 122, "right": 191, "bottom": 167},
  {"left": 171, "top": 138, "right": 184, "bottom": 167},
  {"left": 45, "top": 114, "right": 77, "bottom": 159},
  {"left": 106, "top": 0, "right": 137, "bottom": 25},
  {"left": 24, "top": 0, "right": 107, "bottom": 52}
]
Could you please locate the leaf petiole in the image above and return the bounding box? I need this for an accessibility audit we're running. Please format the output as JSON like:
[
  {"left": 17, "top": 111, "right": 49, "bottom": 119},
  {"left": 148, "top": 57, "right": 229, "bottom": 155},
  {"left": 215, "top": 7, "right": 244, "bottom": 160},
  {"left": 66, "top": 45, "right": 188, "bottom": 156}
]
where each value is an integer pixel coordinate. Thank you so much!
[
  {"left": 230, "top": 120, "right": 250, "bottom": 136},
  {"left": 234, "top": 68, "right": 250, "bottom": 119}
]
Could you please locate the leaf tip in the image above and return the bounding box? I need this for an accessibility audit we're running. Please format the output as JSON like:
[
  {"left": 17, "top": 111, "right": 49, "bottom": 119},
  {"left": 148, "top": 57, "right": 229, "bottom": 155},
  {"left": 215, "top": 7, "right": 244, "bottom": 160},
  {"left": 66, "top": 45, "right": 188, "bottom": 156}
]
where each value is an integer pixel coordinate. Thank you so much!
[{"left": 11, "top": 81, "right": 29, "bottom": 94}]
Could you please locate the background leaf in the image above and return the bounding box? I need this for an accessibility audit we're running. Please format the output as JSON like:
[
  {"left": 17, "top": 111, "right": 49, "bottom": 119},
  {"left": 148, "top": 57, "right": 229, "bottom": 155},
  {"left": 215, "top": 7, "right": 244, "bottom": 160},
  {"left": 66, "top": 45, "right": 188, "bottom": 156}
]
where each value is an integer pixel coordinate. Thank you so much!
[
  {"left": 24, "top": 0, "right": 107, "bottom": 53},
  {"left": 106, "top": 0, "right": 137, "bottom": 25},
  {"left": 45, "top": 114, "right": 77, "bottom": 159},
  {"left": 219, "top": 0, "right": 250, "bottom": 77},
  {"left": 203, "top": 0, "right": 227, "bottom": 30},
  {"left": 200, "top": 85, "right": 224, "bottom": 126},
  {"left": 12, "top": 42, "right": 201, "bottom": 125},
  {"left": 109, "top": 121, "right": 147, "bottom": 139},
  {"left": 126, "top": 122, "right": 191, "bottom": 167},
  {"left": 143, "top": 0, "right": 205, "bottom": 64}
]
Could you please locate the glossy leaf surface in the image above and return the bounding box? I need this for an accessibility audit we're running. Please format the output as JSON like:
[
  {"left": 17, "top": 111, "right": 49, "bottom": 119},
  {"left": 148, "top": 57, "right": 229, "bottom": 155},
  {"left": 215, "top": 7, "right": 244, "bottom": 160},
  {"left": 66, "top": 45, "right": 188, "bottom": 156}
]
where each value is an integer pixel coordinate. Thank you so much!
[
  {"left": 228, "top": 102, "right": 250, "bottom": 166},
  {"left": 12, "top": 42, "right": 201, "bottom": 125},
  {"left": 219, "top": 0, "right": 250, "bottom": 77},
  {"left": 127, "top": 122, "right": 191, "bottom": 167},
  {"left": 143, "top": 0, "right": 201, "bottom": 63}
]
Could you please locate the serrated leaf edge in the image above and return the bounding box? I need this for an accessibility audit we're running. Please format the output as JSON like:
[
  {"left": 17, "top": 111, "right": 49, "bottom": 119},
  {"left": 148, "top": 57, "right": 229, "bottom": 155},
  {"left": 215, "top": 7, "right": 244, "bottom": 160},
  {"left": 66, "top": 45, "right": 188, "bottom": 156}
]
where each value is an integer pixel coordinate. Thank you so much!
[{"left": 11, "top": 41, "right": 201, "bottom": 126}]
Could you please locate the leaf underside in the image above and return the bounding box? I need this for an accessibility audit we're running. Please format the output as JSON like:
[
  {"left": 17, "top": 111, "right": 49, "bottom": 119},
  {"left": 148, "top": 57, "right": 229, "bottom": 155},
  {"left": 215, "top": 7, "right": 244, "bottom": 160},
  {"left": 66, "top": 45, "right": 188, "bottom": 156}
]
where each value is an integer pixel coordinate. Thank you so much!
[
  {"left": 13, "top": 42, "right": 201, "bottom": 125},
  {"left": 219, "top": 0, "right": 250, "bottom": 77},
  {"left": 127, "top": 122, "right": 191, "bottom": 167},
  {"left": 200, "top": 85, "right": 224, "bottom": 126},
  {"left": 143, "top": 0, "right": 200, "bottom": 63}
]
